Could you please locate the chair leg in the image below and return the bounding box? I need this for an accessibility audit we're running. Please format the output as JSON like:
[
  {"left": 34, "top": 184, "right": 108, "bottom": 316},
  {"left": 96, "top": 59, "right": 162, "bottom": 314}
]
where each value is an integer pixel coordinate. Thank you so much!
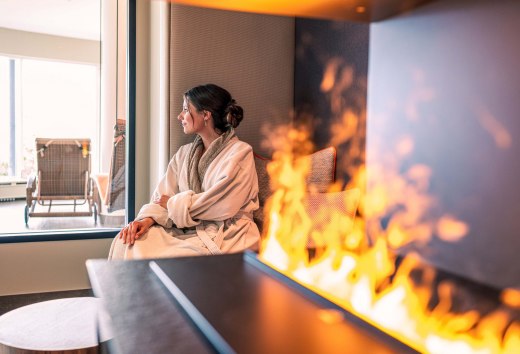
[
  {"left": 24, "top": 205, "right": 29, "bottom": 226},
  {"left": 25, "top": 175, "right": 37, "bottom": 225}
]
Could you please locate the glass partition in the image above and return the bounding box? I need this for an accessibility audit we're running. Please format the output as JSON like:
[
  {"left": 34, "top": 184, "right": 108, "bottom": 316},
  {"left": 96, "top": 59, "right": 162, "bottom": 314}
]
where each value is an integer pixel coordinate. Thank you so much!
[{"left": 0, "top": 0, "right": 126, "bottom": 236}]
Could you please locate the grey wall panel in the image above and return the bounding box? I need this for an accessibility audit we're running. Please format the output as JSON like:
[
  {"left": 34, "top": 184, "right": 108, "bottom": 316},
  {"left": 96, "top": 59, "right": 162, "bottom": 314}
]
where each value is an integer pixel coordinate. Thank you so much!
[
  {"left": 368, "top": 0, "right": 520, "bottom": 288},
  {"left": 169, "top": 5, "right": 294, "bottom": 157}
]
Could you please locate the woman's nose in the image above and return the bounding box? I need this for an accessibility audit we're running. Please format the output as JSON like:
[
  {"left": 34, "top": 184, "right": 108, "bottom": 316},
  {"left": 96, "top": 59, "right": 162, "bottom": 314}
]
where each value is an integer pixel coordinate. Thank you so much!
[{"left": 177, "top": 113, "right": 182, "bottom": 121}]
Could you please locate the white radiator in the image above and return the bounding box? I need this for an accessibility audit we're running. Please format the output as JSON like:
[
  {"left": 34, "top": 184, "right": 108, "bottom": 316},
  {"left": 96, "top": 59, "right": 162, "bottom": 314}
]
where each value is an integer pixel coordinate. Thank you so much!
[{"left": 0, "top": 178, "right": 26, "bottom": 201}]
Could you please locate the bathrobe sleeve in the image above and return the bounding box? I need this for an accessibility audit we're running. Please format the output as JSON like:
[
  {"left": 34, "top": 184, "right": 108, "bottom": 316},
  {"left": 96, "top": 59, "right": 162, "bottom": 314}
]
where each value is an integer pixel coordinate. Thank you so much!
[
  {"left": 135, "top": 152, "right": 181, "bottom": 227},
  {"left": 166, "top": 142, "right": 258, "bottom": 229}
]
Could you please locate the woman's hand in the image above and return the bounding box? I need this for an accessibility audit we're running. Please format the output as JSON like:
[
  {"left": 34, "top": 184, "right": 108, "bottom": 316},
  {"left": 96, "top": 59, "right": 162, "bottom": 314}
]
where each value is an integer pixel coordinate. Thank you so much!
[
  {"left": 153, "top": 194, "right": 170, "bottom": 209},
  {"left": 118, "top": 217, "right": 155, "bottom": 245}
]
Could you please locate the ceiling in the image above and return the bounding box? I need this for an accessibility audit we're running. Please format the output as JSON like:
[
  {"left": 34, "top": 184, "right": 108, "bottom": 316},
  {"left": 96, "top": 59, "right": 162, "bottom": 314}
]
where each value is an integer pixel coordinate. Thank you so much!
[
  {"left": 0, "top": 0, "right": 100, "bottom": 40},
  {"left": 0, "top": 0, "right": 435, "bottom": 42},
  {"left": 170, "top": 0, "right": 436, "bottom": 22}
]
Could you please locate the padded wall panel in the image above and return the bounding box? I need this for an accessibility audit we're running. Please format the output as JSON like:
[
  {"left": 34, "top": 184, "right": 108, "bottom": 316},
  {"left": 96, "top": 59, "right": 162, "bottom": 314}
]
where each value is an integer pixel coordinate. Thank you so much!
[
  {"left": 368, "top": 0, "right": 520, "bottom": 288},
  {"left": 169, "top": 4, "right": 295, "bottom": 157}
]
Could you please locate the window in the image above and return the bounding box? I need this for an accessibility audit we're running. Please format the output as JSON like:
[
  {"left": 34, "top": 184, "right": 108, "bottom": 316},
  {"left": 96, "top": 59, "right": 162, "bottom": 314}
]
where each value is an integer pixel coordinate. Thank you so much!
[
  {"left": 0, "top": 57, "right": 101, "bottom": 177},
  {"left": 0, "top": 57, "right": 13, "bottom": 177},
  {"left": 0, "top": 0, "right": 131, "bottom": 240}
]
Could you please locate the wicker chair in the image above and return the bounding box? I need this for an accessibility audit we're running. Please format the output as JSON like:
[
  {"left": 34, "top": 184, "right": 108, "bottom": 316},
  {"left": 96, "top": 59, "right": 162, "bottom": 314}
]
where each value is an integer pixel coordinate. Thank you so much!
[
  {"left": 92, "top": 119, "right": 126, "bottom": 226},
  {"left": 25, "top": 138, "right": 96, "bottom": 225}
]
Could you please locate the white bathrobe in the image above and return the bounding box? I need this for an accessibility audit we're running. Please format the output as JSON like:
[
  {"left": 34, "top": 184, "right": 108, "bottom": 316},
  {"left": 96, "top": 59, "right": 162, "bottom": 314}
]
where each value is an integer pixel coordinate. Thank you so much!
[{"left": 109, "top": 138, "right": 260, "bottom": 259}]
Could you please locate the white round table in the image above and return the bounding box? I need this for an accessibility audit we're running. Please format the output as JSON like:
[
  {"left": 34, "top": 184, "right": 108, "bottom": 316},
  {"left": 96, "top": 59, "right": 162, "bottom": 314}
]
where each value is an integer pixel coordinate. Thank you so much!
[{"left": 0, "top": 297, "right": 111, "bottom": 354}]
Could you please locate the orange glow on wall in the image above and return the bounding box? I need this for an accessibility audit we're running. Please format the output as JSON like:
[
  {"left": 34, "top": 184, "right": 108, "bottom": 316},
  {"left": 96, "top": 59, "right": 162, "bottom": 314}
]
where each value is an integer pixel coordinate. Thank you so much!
[{"left": 168, "top": 0, "right": 365, "bottom": 21}]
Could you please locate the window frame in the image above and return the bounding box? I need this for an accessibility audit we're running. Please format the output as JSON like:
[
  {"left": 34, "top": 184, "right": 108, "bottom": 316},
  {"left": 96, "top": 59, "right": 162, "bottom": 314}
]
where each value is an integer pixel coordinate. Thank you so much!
[{"left": 0, "top": 0, "right": 136, "bottom": 244}]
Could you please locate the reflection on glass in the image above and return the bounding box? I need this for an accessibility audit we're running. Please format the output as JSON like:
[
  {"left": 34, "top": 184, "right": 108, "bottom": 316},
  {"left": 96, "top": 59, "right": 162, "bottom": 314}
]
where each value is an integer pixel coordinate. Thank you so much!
[
  {"left": 0, "top": 0, "right": 125, "bottom": 234},
  {"left": 20, "top": 59, "right": 100, "bottom": 176}
]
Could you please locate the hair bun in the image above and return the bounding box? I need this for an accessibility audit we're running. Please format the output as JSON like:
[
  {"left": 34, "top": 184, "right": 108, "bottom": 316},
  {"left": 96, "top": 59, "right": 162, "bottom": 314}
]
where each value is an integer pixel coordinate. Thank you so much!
[
  {"left": 225, "top": 99, "right": 244, "bottom": 128},
  {"left": 185, "top": 84, "right": 244, "bottom": 132}
]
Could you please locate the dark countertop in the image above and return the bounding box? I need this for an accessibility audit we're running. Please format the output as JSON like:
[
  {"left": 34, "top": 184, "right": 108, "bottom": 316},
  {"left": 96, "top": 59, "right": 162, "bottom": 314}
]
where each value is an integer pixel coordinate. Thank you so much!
[
  {"left": 87, "top": 253, "right": 418, "bottom": 354},
  {"left": 86, "top": 258, "right": 211, "bottom": 354}
]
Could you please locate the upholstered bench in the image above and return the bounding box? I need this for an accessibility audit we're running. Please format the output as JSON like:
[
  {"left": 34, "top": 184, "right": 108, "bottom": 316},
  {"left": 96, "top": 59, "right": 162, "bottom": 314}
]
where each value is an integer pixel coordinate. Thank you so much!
[
  {"left": 0, "top": 297, "right": 111, "bottom": 354},
  {"left": 253, "top": 146, "right": 338, "bottom": 231},
  {"left": 253, "top": 146, "right": 360, "bottom": 251}
]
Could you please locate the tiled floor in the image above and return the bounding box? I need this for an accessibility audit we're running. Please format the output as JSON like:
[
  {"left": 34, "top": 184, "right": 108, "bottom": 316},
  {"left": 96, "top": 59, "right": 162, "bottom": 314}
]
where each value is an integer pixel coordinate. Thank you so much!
[{"left": 0, "top": 199, "right": 104, "bottom": 234}]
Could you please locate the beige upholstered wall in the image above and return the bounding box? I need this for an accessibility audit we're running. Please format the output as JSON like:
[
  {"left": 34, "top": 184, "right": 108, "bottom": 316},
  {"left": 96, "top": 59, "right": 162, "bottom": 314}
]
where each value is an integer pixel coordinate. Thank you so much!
[{"left": 169, "top": 5, "right": 295, "bottom": 157}]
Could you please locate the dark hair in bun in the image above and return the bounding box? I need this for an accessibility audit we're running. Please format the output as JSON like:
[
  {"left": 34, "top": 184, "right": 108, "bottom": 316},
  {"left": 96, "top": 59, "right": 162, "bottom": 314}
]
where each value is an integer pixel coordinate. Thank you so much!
[
  {"left": 184, "top": 84, "right": 244, "bottom": 132},
  {"left": 225, "top": 99, "right": 243, "bottom": 129}
]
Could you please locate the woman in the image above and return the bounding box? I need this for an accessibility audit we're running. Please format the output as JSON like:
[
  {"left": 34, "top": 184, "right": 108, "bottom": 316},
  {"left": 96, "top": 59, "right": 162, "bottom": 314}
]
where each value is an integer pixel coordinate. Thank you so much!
[{"left": 109, "top": 84, "right": 260, "bottom": 259}]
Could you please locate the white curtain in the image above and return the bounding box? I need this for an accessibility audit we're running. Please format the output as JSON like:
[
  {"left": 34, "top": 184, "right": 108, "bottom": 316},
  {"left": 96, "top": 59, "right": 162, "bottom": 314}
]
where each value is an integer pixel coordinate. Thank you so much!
[{"left": 148, "top": 1, "right": 171, "bottom": 192}]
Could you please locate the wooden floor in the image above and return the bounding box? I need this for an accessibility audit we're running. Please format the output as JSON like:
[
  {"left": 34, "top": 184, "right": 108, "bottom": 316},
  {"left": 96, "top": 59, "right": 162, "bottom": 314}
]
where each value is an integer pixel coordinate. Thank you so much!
[{"left": 0, "top": 289, "right": 93, "bottom": 317}]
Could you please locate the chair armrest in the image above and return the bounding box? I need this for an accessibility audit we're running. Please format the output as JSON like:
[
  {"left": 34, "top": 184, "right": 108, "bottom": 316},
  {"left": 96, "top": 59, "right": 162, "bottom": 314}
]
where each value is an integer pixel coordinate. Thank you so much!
[
  {"left": 92, "top": 173, "right": 109, "bottom": 206},
  {"left": 26, "top": 175, "right": 36, "bottom": 189},
  {"left": 25, "top": 175, "right": 37, "bottom": 204}
]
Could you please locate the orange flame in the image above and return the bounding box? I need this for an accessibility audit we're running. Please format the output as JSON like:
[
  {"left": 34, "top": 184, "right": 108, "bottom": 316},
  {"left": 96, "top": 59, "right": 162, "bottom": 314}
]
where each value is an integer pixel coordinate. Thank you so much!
[
  {"left": 476, "top": 107, "right": 512, "bottom": 149},
  {"left": 501, "top": 288, "right": 520, "bottom": 309},
  {"left": 258, "top": 56, "right": 517, "bottom": 354},
  {"left": 436, "top": 215, "right": 469, "bottom": 242},
  {"left": 258, "top": 125, "right": 517, "bottom": 353}
]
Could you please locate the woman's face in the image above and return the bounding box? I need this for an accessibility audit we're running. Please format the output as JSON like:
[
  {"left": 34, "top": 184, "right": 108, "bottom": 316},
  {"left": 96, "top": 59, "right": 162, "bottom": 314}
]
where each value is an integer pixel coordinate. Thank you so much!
[{"left": 177, "top": 99, "right": 205, "bottom": 135}]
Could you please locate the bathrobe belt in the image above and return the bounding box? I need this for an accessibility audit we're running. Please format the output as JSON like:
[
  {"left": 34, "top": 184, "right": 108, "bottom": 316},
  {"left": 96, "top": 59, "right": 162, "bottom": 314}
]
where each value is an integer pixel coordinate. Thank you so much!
[{"left": 194, "top": 211, "right": 253, "bottom": 255}]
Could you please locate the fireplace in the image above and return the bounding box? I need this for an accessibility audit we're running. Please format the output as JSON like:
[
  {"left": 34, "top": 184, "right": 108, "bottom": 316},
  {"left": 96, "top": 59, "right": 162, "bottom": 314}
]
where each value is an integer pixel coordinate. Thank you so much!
[
  {"left": 150, "top": 249, "right": 518, "bottom": 354},
  {"left": 152, "top": 0, "right": 520, "bottom": 353},
  {"left": 150, "top": 252, "right": 420, "bottom": 354}
]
